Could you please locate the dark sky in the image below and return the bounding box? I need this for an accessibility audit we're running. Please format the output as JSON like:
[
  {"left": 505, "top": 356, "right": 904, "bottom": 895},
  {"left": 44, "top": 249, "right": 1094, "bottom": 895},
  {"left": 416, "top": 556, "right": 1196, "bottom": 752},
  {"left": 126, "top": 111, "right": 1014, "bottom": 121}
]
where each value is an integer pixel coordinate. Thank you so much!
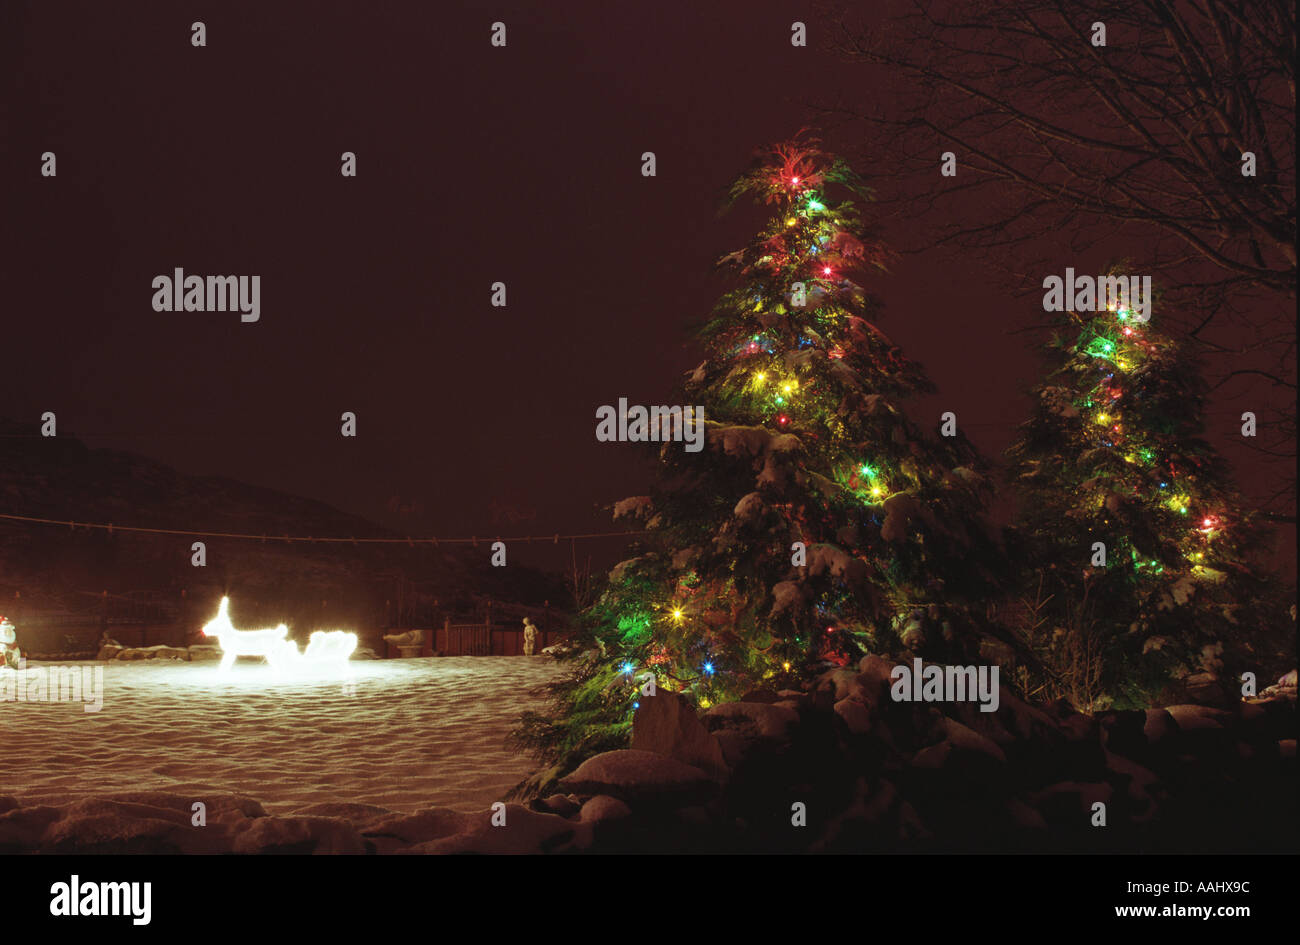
[{"left": 2, "top": 1, "right": 1285, "bottom": 573}]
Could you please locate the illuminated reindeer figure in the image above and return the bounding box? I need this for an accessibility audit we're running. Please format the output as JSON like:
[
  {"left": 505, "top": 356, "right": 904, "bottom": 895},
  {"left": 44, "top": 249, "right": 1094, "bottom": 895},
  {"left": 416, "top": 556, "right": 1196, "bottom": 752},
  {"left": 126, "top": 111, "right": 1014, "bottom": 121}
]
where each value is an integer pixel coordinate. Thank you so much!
[
  {"left": 201, "top": 597, "right": 291, "bottom": 672},
  {"left": 201, "top": 597, "right": 357, "bottom": 675}
]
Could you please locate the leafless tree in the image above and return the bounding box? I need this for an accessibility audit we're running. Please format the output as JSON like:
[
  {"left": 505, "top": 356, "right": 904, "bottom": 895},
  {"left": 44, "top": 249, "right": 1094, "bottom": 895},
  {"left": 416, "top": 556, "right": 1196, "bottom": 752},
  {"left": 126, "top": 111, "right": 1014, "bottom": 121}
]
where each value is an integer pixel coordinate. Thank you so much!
[{"left": 822, "top": 0, "right": 1296, "bottom": 517}]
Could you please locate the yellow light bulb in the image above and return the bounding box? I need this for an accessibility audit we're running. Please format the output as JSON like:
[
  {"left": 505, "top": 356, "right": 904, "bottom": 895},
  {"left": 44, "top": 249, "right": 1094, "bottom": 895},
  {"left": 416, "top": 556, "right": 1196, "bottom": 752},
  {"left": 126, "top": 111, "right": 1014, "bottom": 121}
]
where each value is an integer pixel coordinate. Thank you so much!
[
  {"left": 671, "top": 608, "right": 683, "bottom": 622},
  {"left": 755, "top": 372, "right": 766, "bottom": 383},
  {"left": 786, "top": 217, "right": 797, "bottom": 226},
  {"left": 1096, "top": 413, "right": 1110, "bottom": 425}
]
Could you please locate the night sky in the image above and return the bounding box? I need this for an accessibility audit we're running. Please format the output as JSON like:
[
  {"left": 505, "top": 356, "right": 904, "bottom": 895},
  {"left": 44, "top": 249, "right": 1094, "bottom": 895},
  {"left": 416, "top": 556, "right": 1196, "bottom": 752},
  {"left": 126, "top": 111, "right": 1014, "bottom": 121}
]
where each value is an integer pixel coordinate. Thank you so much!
[{"left": 2, "top": 1, "right": 1285, "bottom": 573}]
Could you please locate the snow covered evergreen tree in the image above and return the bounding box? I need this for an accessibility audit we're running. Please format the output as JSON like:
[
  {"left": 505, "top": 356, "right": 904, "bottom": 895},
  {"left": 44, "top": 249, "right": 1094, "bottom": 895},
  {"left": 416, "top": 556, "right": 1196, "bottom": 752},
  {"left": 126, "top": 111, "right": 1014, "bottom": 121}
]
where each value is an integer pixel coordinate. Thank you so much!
[
  {"left": 1006, "top": 281, "right": 1286, "bottom": 707},
  {"left": 516, "top": 137, "right": 1007, "bottom": 776}
]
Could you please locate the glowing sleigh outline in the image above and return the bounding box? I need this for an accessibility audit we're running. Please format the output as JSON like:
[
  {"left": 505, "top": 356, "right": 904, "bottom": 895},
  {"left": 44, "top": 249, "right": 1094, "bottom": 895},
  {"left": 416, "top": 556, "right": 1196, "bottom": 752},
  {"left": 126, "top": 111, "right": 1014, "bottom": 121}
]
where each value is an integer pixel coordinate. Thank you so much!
[{"left": 201, "top": 597, "right": 357, "bottom": 675}]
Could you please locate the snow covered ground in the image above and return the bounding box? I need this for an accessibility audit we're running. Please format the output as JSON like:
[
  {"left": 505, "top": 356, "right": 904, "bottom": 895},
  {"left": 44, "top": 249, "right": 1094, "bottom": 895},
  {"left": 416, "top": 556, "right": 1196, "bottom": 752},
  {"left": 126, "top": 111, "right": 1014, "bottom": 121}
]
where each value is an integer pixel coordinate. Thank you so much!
[{"left": 3, "top": 656, "right": 564, "bottom": 814}]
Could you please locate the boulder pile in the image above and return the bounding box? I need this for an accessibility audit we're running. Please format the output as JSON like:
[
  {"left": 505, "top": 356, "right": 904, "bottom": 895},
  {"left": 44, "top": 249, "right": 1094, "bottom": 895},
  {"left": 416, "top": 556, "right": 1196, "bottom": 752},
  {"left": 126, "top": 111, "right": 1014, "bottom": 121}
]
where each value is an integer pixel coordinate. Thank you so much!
[{"left": 2, "top": 657, "right": 1293, "bottom": 854}]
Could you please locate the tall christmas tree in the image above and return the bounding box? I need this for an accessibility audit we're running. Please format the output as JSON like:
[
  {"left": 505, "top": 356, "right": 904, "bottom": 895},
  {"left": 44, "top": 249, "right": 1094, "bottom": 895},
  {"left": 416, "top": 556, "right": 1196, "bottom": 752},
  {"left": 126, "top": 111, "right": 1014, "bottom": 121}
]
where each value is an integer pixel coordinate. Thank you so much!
[
  {"left": 1006, "top": 281, "right": 1285, "bottom": 707},
  {"left": 517, "top": 137, "right": 1005, "bottom": 775}
]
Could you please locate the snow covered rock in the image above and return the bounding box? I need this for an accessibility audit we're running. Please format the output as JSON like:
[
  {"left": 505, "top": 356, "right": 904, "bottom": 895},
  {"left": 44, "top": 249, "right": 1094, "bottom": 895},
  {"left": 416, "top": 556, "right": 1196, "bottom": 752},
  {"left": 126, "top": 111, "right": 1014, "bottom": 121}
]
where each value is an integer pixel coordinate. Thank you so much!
[
  {"left": 115, "top": 645, "right": 189, "bottom": 661},
  {"left": 701, "top": 702, "right": 801, "bottom": 768},
  {"left": 360, "top": 808, "right": 475, "bottom": 852},
  {"left": 559, "top": 750, "right": 716, "bottom": 807},
  {"left": 630, "top": 690, "right": 728, "bottom": 779},
  {"left": 414, "top": 805, "right": 574, "bottom": 854},
  {"left": 834, "top": 697, "right": 872, "bottom": 735},
  {"left": 231, "top": 815, "right": 366, "bottom": 854},
  {"left": 578, "top": 794, "right": 633, "bottom": 825},
  {"left": 1163, "top": 704, "right": 1231, "bottom": 731}
]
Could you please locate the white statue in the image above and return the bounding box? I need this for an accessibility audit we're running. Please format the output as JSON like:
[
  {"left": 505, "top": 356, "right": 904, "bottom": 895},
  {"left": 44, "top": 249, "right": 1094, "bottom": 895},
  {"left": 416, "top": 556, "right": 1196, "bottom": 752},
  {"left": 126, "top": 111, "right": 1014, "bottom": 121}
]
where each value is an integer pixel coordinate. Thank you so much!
[
  {"left": 522, "top": 617, "right": 538, "bottom": 656},
  {"left": 0, "top": 616, "right": 19, "bottom": 669}
]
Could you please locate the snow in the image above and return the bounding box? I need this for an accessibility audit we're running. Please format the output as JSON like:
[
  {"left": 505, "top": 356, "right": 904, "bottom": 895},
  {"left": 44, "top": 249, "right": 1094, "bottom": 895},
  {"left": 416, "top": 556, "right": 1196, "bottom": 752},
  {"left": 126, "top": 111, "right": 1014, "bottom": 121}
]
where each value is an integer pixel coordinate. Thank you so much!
[{"left": 3, "top": 657, "right": 563, "bottom": 814}]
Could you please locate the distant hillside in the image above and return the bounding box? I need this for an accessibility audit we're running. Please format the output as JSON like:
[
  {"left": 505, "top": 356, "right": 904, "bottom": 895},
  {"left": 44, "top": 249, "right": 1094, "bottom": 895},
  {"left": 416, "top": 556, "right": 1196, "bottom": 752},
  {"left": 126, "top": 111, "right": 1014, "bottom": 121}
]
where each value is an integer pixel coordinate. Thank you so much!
[{"left": 0, "top": 419, "right": 569, "bottom": 631}]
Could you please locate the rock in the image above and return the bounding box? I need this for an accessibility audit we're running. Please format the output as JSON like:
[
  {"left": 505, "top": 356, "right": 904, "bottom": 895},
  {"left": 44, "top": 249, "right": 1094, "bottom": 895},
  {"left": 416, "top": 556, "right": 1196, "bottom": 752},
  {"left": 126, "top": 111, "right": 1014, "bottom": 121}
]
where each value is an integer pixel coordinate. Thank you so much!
[
  {"left": 1058, "top": 713, "right": 1099, "bottom": 744},
  {"left": 1045, "top": 697, "right": 1081, "bottom": 720},
  {"left": 41, "top": 798, "right": 218, "bottom": 854},
  {"left": 1143, "top": 708, "right": 1177, "bottom": 745},
  {"left": 1104, "top": 751, "right": 1160, "bottom": 821},
  {"left": 631, "top": 690, "right": 729, "bottom": 779},
  {"left": 0, "top": 805, "right": 63, "bottom": 853},
  {"left": 897, "top": 801, "right": 930, "bottom": 842},
  {"left": 96, "top": 645, "right": 124, "bottom": 661},
  {"left": 559, "top": 750, "right": 716, "bottom": 807},
  {"left": 939, "top": 717, "right": 1007, "bottom": 762},
  {"left": 350, "top": 646, "right": 379, "bottom": 660},
  {"left": 1164, "top": 704, "right": 1231, "bottom": 731},
  {"left": 1183, "top": 672, "right": 1227, "bottom": 705},
  {"left": 1006, "top": 798, "right": 1047, "bottom": 829},
  {"left": 289, "top": 802, "right": 395, "bottom": 829},
  {"left": 701, "top": 702, "right": 801, "bottom": 768},
  {"left": 187, "top": 645, "right": 223, "bottom": 661},
  {"left": 114, "top": 645, "right": 189, "bottom": 661},
  {"left": 995, "top": 692, "right": 1062, "bottom": 745},
  {"left": 911, "top": 740, "right": 952, "bottom": 769},
  {"left": 816, "top": 668, "right": 861, "bottom": 703},
  {"left": 739, "top": 688, "right": 781, "bottom": 704},
  {"left": 231, "top": 815, "right": 366, "bottom": 854},
  {"left": 857, "top": 654, "right": 898, "bottom": 694},
  {"left": 415, "top": 804, "right": 574, "bottom": 854},
  {"left": 537, "top": 794, "right": 581, "bottom": 818},
  {"left": 834, "top": 697, "right": 872, "bottom": 735},
  {"left": 99, "top": 790, "right": 266, "bottom": 824},
  {"left": 362, "top": 808, "right": 474, "bottom": 847},
  {"left": 1098, "top": 709, "right": 1148, "bottom": 756},
  {"left": 1029, "top": 781, "right": 1114, "bottom": 824},
  {"left": 578, "top": 794, "right": 633, "bottom": 825},
  {"left": 674, "top": 805, "right": 712, "bottom": 827}
]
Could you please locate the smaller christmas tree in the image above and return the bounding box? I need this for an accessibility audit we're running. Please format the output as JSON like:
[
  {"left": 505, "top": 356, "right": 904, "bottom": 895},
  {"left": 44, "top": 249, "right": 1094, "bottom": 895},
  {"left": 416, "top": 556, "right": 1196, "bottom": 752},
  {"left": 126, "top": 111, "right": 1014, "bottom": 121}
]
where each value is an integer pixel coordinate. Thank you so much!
[{"left": 1006, "top": 277, "right": 1286, "bottom": 706}]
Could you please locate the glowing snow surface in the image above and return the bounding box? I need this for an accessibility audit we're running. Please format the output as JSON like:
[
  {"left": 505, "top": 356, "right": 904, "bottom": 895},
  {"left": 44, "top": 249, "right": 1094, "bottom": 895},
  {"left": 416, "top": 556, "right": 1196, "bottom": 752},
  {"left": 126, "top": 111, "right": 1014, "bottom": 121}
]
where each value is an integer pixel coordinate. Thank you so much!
[{"left": 3, "top": 657, "right": 564, "bottom": 813}]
